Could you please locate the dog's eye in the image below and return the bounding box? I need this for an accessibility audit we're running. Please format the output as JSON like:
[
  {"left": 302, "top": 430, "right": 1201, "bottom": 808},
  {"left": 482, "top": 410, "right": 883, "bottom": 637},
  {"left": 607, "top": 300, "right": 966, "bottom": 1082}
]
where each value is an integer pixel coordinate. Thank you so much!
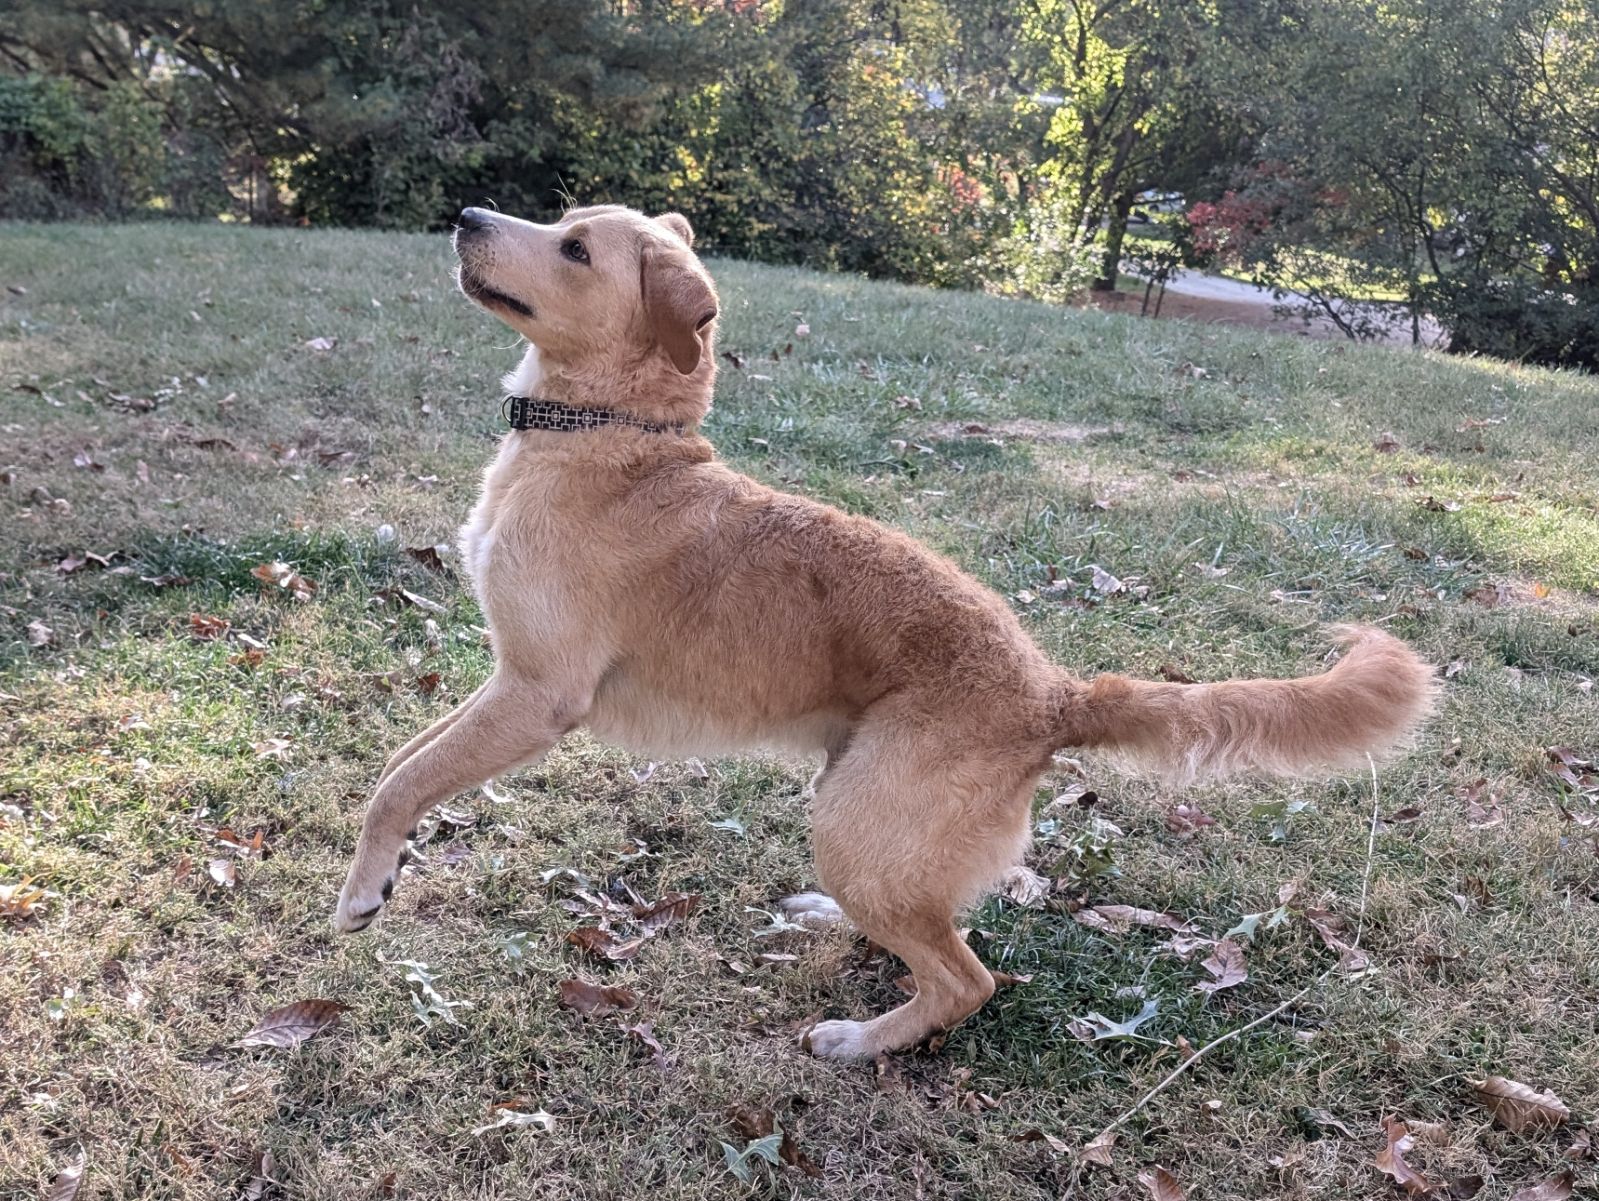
[{"left": 561, "top": 238, "right": 589, "bottom": 264}]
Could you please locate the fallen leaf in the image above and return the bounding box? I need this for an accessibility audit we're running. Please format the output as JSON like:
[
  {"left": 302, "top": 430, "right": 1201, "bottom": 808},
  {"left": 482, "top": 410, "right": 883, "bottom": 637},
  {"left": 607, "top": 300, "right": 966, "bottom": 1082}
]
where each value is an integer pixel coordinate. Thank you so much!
[
  {"left": 0, "top": 876, "right": 51, "bottom": 920},
  {"left": 1137, "top": 1164, "right": 1186, "bottom": 1200},
  {"left": 208, "top": 859, "right": 237, "bottom": 888},
  {"left": 26, "top": 620, "right": 53, "bottom": 647},
  {"left": 1012, "top": 1128, "right": 1070, "bottom": 1154},
  {"left": 729, "top": 1104, "right": 822, "bottom": 1177},
  {"left": 404, "top": 545, "right": 448, "bottom": 573},
  {"left": 471, "top": 1106, "right": 555, "bottom": 1136},
  {"left": 236, "top": 999, "right": 348, "bottom": 1049},
  {"left": 1374, "top": 432, "right": 1401, "bottom": 453},
  {"left": 1509, "top": 1172, "right": 1574, "bottom": 1201},
  {"left": 250, "top": 561, "right": 317, "bottom": 602},
  {"left": 1565, "top": 1128, "right": 1592, "bottom": 1161},
  {"left": 1474, "top": 1076, "right": 1569, "bottom": 1133},
  {"left": 1089, "top": 564, "right": 1125, "bottom": 594},
  {"left": 556, "top": 979, "right": 638, "bottom": 1016},
  {"left": 188, "top": 614, "right": 231, "bottom": 640},
  {"left": 1159, "top": 663, "right": 1198, "bottom": 683},
  {"left": 240, "top": 1149, "right": 279, "bottom": 1201},
  {"left": 1194, "top": 940, "right": 1248, "bottom": 993},
  {"left": 304, "top": 336, "right": 337, "bottom": 352},
  {"left": 1067, "top": 998, "right": 1160, "bottom": 1042},
  {"left": 253, "top": 738, "right": 293, "bottom": 759},
  {"left": 1000, "top": 864, "right": 1050, "bottom": 905},
  {"left": 1304, "top": 907, "right": 1371, "bottom": 972},
  {"left": 624, "top": 1020, "right": 670, "bottom": 1070},
  {"left": 1303, "top": 1107, "right": 1357, "bottom": 1139},
  {"left": 1081, "top": 1129, "right": 1117, "bottom": 1167},
  {"left": 1163, "top": 805, "right": 1216, "bottom": 840},
  {"left": 1073, "top": 904, "right": 1196, "bottom": 934},
  {"left": 1376, "top": 1116, "right": 1439, "bottom": 1196},
  {"left": 631, "top": 891, "right": 700, "bottom": 934},
  {"left": 567, "top": 927, "right": 646, "bottom": 962},
  {"left": 43, "top": 1148, "right": 85, "bottom": 1201}
]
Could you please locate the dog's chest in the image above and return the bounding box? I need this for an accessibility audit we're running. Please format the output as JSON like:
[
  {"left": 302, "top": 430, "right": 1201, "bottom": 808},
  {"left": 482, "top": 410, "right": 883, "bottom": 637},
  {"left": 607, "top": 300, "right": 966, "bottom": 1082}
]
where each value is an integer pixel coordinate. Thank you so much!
[{"left": 458, "top": 436, "right": 566, "bottom": 613}]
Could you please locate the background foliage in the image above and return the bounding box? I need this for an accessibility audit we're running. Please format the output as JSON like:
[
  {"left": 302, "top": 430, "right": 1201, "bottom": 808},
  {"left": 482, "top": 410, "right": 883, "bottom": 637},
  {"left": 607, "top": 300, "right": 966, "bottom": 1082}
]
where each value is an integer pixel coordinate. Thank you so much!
[{"left": 1, "top": 0, "right": 1596, "bottom": 367}]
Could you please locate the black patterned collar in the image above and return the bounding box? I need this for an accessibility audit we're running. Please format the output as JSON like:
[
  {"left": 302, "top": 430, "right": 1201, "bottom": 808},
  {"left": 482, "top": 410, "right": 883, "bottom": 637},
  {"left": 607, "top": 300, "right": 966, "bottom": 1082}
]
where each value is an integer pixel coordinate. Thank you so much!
[{"left": 502, "top": 395, "right": 685, "bottom": 436}]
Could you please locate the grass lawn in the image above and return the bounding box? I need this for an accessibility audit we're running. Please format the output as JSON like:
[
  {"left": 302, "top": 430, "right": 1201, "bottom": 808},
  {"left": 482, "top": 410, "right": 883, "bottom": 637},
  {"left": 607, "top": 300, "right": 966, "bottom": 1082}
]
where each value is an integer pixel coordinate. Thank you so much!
[{"left": 2, "top": 222, "right": 1597, "bottom": 1201}]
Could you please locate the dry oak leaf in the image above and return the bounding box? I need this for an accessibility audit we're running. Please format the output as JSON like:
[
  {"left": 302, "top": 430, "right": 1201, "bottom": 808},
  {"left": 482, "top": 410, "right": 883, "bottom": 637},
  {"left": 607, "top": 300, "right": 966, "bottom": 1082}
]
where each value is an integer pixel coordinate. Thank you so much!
[
  {"left": 1566, "top": 1128, "right": 1592, "bottom": 1162},
  {"left": 1074, "top": 904, "right": 1196, "bottom": 935},
  {"left": 728, "top": 1103, "right": 823, "bottom": 1177},
  {"left": 1012, "top": 1129, "right": 1070, "bottom": 1154},
  {"left": 1474, "top": 1076, "right": 1570, "bottom": 1133},
  {"left": 556, "top": 979, "right": 638, "bottom": 1016},
  {"left": 250, "top": 561, "right": 317, "bottom": 602},
  {"left": 1081, "top": 1129, "right": 1117, "bottom": 1168},
  {"left": 44, "top": 1149, "right": 86, "bottom": 1201},
  {"left": 1375, "top": 1116, "right": 1440, "bottom": 1196},
  {"left": 188, "top": 613, "right": 231, "bottom": 640},
  {"left": 1137, "top": 1164, "right": 1186, "bottom": 1201},
  {"left": 1194, "top": 940, "right": 1248, "bottom": 993},
  {"left": 567, "top": 926, "right": 646, "bottom": 962},
  {"left": 236, "top": 999, "right": 348, "bottom": 1049},
  {"left": 631, "top": 891, "right": 700, "bottom": 934},
  {"left": 1303, "top": 907, "right": 1372, "bottom": 972},
  {"left": 1510, "top": 1172, "right": 1575, "bottom": 1201}
]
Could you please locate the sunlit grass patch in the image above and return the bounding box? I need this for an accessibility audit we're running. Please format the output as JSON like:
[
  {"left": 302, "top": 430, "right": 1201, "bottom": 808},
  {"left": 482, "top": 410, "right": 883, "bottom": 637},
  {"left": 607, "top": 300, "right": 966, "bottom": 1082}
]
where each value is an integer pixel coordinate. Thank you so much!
[{"left": 2, "top": 222, "right": 1596, "bottom": 1200}]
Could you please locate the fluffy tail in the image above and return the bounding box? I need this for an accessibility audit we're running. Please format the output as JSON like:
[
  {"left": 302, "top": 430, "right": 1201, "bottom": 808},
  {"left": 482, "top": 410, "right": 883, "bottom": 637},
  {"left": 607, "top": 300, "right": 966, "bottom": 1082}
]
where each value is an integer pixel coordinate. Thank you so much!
[{"left": 1053, "top": 626, "right": 1434, "bottom": 785}]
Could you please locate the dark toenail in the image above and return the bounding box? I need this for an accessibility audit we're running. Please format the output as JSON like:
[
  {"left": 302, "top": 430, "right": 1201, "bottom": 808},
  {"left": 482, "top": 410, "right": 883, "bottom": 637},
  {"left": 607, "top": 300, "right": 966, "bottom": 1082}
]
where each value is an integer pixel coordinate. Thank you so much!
[
  {"left": 346, "top": 916, "right": 373, "bottom": 932},
  {"left": 397, "top": 847, "right": 412, "bottom": 869},
  {"left": 406, "top": 827, "right": 418, "bottom": 840},
  {"left": 381, "top": 878, "right": 394, "bottom": 900},
  {"left": 354, "top": 903, "right": 382, "bottom": 921}
]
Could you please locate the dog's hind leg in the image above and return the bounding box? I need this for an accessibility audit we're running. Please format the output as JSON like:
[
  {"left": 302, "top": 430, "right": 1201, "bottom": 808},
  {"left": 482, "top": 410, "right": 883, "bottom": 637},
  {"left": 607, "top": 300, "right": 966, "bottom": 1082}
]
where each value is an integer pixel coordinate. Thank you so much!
[
  {"left": 334, "top": 673, "right": 584, "bottom": 932},
  {"left": 800, "top": 722, "right": 1035, "bottom": 1059}
]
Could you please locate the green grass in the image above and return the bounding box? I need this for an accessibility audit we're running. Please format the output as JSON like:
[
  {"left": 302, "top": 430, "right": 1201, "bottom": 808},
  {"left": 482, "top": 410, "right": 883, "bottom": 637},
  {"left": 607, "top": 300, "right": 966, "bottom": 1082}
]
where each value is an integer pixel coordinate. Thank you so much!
[{"left": 3, "top": 222, "right": 1597, "bottom": 1201}]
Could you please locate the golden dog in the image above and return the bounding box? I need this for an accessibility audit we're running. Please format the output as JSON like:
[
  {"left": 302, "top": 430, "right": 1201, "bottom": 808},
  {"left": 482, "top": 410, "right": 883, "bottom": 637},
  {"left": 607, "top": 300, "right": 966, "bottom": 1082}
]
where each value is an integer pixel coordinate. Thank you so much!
[{"left": 334, "top": 203, "right": 1433, "bottom": 1059}]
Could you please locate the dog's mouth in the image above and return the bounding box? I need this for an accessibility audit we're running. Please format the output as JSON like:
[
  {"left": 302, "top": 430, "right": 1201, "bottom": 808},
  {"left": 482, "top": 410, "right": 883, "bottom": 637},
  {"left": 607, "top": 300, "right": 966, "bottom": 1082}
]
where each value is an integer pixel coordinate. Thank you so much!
[{"left": 458, "top": 268, "right": 536, "bottom": 319}]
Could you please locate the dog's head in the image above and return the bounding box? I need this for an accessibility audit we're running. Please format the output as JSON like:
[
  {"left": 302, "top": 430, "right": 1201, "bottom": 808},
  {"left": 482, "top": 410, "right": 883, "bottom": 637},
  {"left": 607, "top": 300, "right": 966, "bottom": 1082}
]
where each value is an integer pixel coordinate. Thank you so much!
[{"left": 453, "top": 204, "right": 719, "bottom": 401}]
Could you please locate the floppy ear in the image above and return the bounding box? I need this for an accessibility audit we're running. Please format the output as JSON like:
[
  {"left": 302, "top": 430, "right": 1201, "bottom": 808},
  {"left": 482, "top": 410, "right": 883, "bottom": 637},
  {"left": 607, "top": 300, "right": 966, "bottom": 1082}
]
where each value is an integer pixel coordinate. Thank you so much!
[
  {"left": 643, "top": 245, "right": 718, "bottom": 375},
  {"left": 653, "top": 212, "right": 694, "bottom": 248}
]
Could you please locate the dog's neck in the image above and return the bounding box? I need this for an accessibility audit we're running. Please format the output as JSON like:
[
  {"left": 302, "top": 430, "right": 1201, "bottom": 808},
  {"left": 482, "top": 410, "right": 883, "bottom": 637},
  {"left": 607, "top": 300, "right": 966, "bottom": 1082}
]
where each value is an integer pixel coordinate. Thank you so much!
[{"left": 501, "top": 344, "right": 712, "bottom": 430}]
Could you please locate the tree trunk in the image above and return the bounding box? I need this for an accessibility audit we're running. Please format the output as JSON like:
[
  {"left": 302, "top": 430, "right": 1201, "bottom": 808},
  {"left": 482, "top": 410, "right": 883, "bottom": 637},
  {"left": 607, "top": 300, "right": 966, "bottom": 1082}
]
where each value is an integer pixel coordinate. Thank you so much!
[{"left": 1092, "top": 191, "right": 1136, "bottom": 292}]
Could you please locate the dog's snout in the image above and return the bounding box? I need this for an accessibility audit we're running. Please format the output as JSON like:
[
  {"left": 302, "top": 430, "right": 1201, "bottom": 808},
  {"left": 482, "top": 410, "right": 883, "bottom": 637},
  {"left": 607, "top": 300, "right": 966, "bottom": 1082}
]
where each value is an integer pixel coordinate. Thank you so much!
[{"left": 458, "top": 207, "right": 495, "bottom": 234}]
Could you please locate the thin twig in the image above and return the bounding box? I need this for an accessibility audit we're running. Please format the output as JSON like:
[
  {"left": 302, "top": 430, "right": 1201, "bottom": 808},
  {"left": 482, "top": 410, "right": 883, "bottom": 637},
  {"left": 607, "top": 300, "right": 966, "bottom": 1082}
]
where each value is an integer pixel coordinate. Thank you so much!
[{"left": 1074, "top": 755, "right": 1384, "bottom": 1172}]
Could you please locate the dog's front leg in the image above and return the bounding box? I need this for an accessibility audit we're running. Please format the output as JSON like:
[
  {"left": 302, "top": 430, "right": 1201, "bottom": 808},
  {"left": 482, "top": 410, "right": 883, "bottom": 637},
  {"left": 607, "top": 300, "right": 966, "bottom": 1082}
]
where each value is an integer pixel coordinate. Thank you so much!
[{"left": 334, "top": 673, "right": 582, "bottom": 932}]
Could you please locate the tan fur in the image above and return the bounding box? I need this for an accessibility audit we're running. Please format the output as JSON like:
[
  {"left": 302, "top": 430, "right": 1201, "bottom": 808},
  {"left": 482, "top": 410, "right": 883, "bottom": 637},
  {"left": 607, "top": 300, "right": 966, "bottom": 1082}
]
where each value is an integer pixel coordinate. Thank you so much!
[{"left": 334, "top": 203, "right": 1435, "bottom": 1059}]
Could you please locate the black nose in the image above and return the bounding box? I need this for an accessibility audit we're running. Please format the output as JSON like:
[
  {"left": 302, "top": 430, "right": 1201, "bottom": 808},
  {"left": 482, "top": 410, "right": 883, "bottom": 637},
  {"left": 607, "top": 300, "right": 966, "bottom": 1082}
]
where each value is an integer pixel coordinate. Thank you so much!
[{"left": 458, "top": 207, "right": 494, "bottom": 233}]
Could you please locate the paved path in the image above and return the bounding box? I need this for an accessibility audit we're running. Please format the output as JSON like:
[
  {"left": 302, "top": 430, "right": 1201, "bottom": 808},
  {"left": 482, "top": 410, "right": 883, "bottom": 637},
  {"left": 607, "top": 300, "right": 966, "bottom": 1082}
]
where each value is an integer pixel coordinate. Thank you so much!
[{"left": 1157, "top": 269, "right": 1447, "bottom": 347}]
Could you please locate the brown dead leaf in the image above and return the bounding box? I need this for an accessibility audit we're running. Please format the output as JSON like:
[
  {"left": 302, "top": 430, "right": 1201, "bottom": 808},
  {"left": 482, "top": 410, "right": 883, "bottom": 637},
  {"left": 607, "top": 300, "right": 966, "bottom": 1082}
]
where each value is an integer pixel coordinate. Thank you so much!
[
  {"left": 1376, "top": 1116, "right": 1440, "bottom": 1196},
  {"left": 1012, "top": 1129, "right": 1070, "bottom": 1154},
  {"left": 1474, "top": 1076, "right": 1570, "bottom": 1133},
  {"left": 188, "top": 613, "right": 231, "bottom": 640},
  {"left": 242, "top": 1149, "right": 277, "bottom": 1200},
  {"left": 556, "top": 979, "right": 638, "bottom": 1016},
  {"left": 1194, "top": 940, "right": 1248, "bottom": 993},
  {"left": 44, "top": 1149, "right": 86, "bottom": 1201},
  {"left": 26, "top": 620, "right": 54, "bottom": 647},
  {"left": 631, "top": 891, "right": 700, "bottom": 934},
  {"left": 1165, "top": 804, "right": 1216, "bottom": 837},
  {"left": 1081, "top": 1129, "right": 1117, "bottom": 1167},
  {"left": 623, "top": 1020, "right": 670, "bottom": 1070},
  {"left": 207, "top": 859, "right": 237, "bottom": 888},
  {"left": 567, "top": 927, "right": 646, "bottom": 961},
  {"left": 1510, "top": 1172, "right": 1574, "bottom": 1201},
  {"left": 1374, "top": 432, "right": 1401, "bottom": 453},
  {"left": 728, "top": 1103, "right": 823, "bottom": 1177},
  {"left": 1074, "top": 905, "right": 1197, "bottom": 935},
  {"left": 236, "top": 999, "right": 347, "bottom": 1049},
  {"left": 1159, "top": 663, "right": 1198, "bottom": 684},
  {"left": 404, "top": 545, "right": 449, "bottom": 573},
  {"left": 0, "top": 876, "right": 50, "bottom": 920},
  {"left": 1137, "top": 1164, "right": 1186, "bottom": 1201},
  {"left": 1303, "top": 907, "right": 1371, "bottom": 972},
  {"left": 1565, "top": 1128, "right": 1592, "bottom": 1161},
  {"left": 250, "top": 561, "right": 317, "bottom": 602},
  {"left": 252, "top": 738, "right": 292, "bottom": 760}
]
